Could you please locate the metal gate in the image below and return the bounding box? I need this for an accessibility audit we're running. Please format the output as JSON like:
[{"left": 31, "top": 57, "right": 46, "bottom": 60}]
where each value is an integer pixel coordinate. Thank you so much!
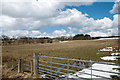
[{"left": 33, "top": 53, "right": 120, "bottom": 80}]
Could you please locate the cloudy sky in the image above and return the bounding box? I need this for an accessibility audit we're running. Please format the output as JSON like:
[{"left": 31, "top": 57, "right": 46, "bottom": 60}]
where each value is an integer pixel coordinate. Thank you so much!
[{"left": 0, "top": 0, "right": 120, "bottom": 38}]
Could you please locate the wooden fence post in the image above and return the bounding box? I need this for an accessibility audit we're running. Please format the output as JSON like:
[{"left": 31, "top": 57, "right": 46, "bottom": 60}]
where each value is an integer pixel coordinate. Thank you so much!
[
  {"left": 12, "top": 58, "right": 14, "bottom": 68},
  {"left": 30, "top": 60, "right": 33, "bottom": 75},
  {"left": 18, "top": 59, "right": 23, "bottom": 73},
  {"left": 33, "top": 53, "right": 39, "bottom": 75}
]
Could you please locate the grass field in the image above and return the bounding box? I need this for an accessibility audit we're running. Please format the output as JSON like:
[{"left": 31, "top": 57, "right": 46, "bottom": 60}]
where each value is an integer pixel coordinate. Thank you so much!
[
  {"left": 2, "top": 39, "right": 119, "bottom": 64},
  {"left": 2, "top": 39, "right": 120, "bottom": 78}
]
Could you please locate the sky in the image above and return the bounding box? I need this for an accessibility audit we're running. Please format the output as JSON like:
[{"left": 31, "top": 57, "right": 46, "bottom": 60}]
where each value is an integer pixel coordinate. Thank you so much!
[{"left": 0, "top": 0, "right": 120, "bottom": 38}]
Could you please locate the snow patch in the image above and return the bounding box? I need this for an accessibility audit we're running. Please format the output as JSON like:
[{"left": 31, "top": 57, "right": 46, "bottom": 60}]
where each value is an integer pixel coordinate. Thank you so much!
[
  {"left": 41, "top": 74, "right": 46, "bottom": 78},
  {"left": 100, "top": 56, "right": 119, "bottom": 61},
  {"left": 59, "top": 41, "right": 69, "bottom": 43},
  {"left": 111, "top": 53, "right": 120, "bottom": 56},
  {"left": 96, "top": 38, "right": 119, "bottom": 40},
  {"left": 99, "top": 47, "right": 113, "bottom": 52},
  {"left": 96, "top": 53, "right": 100, "bottom": 54},
  {"left": 67, "top": 63, "right": 119, "bottom": 79}
]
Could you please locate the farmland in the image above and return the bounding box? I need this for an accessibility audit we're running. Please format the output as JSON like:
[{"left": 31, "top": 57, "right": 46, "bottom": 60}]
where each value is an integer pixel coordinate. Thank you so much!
[
  {"left": 2, "top": 39, "right": 120, "bottom": 79},
  {"left": 2, "top": 39, "right": 119, "bottom": 63}
]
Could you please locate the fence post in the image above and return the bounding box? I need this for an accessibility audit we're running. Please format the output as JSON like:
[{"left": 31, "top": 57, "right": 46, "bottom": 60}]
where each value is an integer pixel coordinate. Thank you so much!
[
  {"left": 67, "top": 59, "right": 69, "bottom": 79},
  {"left": 50, "top": 58, "right": 53, "bottom": 77},
  {"left": 30, "top": 60, "right": 33, "bottom": 75},
  {"left": 90, "top": 59, "right": 92, "bottom": 80},
  {"left": 18, "top": 59, "right": 23, "bottom": 73},
  {"left": 33, "top": 53, "right": 39, "bottom": 75},
  {"left": 12, "top": 58, "right": 14, "bottom": 68}
]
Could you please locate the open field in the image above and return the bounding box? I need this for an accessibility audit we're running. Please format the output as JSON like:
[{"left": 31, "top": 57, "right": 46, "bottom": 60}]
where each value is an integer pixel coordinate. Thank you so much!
[
  {"left": 2, "top": 39, "right": 120, "bottom": 78},
  {"left": 2, "top": 39, "right": 119, "bottom": 63}
]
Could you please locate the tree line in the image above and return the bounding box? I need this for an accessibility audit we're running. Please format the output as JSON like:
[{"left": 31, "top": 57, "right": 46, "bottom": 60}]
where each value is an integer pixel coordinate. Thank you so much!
[
  {"left": 1, "top": 35, "right": 53, "bottom": 45},
  {"left": 1, "top": 34, "right": 92, "bottom": 45}
]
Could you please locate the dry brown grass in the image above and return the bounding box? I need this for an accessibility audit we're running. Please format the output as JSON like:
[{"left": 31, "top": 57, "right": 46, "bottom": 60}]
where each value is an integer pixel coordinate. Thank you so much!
[
  {"left": 2, "top": 39, "right": 119, "bottom": 62},
  {"left": 2, "top": 64, "right": 32, "bottom": 78},
  {"left": 2, "top": 39, "right": 119, "bottom": 78}
]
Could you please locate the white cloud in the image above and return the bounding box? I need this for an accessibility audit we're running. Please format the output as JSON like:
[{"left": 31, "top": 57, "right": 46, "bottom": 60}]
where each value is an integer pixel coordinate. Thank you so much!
[
  {"left": 1, "top": 9, "right": 118, "bottom": 37},
  {"left": 88, "top": 31, "right": 109, "bottom": 37},
  {"left": 88, "top": 28, "right": 118, "bottom": 37},
  {"left": 0, "top": 1, "right": 119, "bottom": 37},
  {"left": 40, "top": 32, "right": 51, "bottom": 37},
  {"left": 53, "top": 9, "right": 90, "bottom": 27},
  {"left": 110, "top": 0, "right": 120, "bottom": 14},
  {"left": 53, "top": 9, "right": 118, "bottom": 37},
  {"left": 30, "top": 30, "right": 41, "bottom": 36},
  {"left": 3, "top": 30, "right": 48, "bottom": 38},
  {"left": 54, "top": 9, "right": 117, "bottom": 30},
  {"left": 4, "top": 30, "right": 29, "bottom": 38},
  {"left": 3, "top": 0, "right": 96, "bottom": 3},
  {"left": 2, "top": 0, "right": 95, "bottom": 18},
  {"left": 113, "top": 14, "right": 119, "bottom": 26},
  {"left": 2, "top": 1, "right": 59, "bottom": 18},
  {"left": 0, "top": 15, "right": 30, "bottom": 31},
  {"left": 96, "top": 17, "right": 113, "bottom": 29},
  {"left": 0, "top": 31, "right": 2, "bottom": 36},
  {"left": 1, "top": 1, "right": 95, "bottom": 31},
  {"left": 3, "top": 29, "right": 68, "bottom": 38},
  {"left": 52, "top": 29, "right": 67, "bottom": 37}
]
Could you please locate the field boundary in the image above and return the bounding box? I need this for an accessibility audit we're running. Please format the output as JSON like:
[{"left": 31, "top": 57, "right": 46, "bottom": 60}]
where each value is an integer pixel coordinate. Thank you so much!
[{"left": 14, "top": 53, "right": 120, "bottom": 80}]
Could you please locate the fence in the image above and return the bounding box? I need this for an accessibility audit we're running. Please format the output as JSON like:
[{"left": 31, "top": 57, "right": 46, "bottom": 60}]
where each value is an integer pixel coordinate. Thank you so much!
[
  {"left": 18, "top": 59, "right": 33, "bottom": 74},
  {"left": 33, "top": 53, "right": 120, "bottom": 80},
  {"left": 16, "top": 53, "right": 120, "bottom": 80},
  {"left": 12, "top": 58, "right": 33, "bottom": 75}
]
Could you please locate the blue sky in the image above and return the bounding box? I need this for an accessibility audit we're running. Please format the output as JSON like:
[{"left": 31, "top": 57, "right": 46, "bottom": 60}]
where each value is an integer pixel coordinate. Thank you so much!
[
  {"left": 1, "top": 1, "right": 119, "bottom": 37},
  {"left": 40, "top": 2, "right": 116, "bottom": 35},
  {"left": 64, "top": 2, "right": 115, "bottom": 20}
]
